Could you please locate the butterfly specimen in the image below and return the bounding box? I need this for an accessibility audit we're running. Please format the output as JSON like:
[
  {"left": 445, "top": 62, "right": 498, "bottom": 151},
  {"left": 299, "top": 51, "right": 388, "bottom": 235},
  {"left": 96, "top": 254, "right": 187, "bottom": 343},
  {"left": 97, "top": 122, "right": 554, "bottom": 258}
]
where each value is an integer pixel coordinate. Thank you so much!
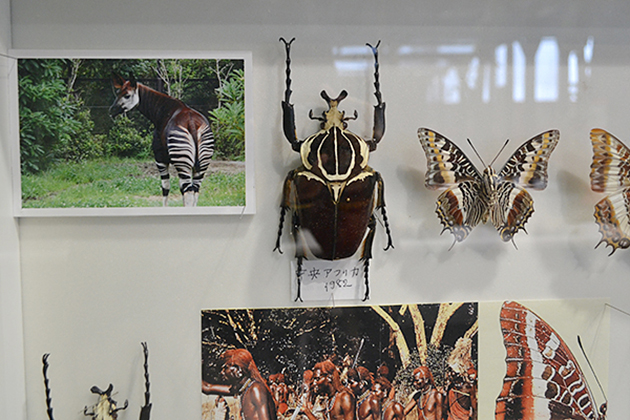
[
  {"left": 589, "top": 128, "right": 630, "bottom": 255},
  {"left": 418, "top": 128, "right": 559, "bottom": 247},
  {"left": 496, "top": 301, "right": 606, "bottom": 420}
]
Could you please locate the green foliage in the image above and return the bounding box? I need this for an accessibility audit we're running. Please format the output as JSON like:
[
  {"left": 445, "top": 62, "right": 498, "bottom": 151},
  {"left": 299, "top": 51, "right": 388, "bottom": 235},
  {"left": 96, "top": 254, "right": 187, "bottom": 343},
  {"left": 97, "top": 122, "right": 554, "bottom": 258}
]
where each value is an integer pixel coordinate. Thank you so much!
[
  {"left": 54, "top": 105, "right": 105, "bottom": 162},
  {"left": 19, "top": 59, "right": 102, "bottom": 173},
  {"left": 21, "top": 157, "right": 246, "bottom": 208},
  {"left": 105, "top": 116, "right": 152, "bottom": 159},
  {"left": 209, "top": 69, "right": 245, "bottom": 161}
]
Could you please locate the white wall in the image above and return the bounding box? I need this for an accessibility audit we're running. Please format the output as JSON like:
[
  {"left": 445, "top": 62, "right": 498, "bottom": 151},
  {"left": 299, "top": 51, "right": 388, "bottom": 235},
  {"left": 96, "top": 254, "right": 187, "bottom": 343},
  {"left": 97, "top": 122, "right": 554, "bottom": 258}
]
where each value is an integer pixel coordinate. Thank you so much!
[
  {"left": 0, "top": 0, "right": 26, "bottom": 418},
  {"left": 6, "top": 1, "right": 630, "bottom": 420}
]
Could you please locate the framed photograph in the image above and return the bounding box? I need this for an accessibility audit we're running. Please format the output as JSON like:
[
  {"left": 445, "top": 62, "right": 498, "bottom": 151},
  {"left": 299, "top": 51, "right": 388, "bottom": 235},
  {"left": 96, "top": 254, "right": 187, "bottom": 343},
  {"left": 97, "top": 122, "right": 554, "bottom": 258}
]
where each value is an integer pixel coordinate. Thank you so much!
[
  {"left": 201, "top": 303, "right": 478, "bottom": 420},
  {"left": 9, "top": 50, "right": 254, "bottom": 216}
]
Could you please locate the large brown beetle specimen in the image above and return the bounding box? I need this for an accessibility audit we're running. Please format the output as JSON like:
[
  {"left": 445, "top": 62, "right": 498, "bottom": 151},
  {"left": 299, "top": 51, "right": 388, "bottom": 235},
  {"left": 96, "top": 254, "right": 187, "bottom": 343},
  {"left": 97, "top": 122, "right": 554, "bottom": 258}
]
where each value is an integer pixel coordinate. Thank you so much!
[{"left": 275, "top": 38, "right": 393, "bottom": 302}]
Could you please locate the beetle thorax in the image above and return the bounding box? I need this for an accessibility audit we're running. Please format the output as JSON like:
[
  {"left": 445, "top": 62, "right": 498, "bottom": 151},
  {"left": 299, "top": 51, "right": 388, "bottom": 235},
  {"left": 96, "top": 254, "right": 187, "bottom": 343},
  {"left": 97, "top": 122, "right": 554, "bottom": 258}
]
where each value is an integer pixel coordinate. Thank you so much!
[
  {"left": 93, "top": 395, "right": 116, "bottom": 420},
  {"left": 322, "top": 101, "right": 347, "bottom": 131}
]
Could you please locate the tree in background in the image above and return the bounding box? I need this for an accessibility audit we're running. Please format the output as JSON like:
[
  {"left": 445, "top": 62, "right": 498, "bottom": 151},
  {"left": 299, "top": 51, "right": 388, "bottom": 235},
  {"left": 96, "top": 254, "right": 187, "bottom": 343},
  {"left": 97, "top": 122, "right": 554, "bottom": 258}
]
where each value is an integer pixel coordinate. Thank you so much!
[
  {"left": 18, "top": 59, "right": 97, "bottom": 173},
  {"left": 209, "top": 68, "right": 245, "bottom": 161}
]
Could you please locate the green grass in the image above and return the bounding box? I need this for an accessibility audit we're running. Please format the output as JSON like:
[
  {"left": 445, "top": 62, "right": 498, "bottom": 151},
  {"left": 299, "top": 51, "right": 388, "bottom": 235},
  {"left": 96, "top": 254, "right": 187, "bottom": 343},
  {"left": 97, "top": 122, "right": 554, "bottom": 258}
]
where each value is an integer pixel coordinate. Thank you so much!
[{"left": 21, "top": 158, "right": 246, "bottom": 208}]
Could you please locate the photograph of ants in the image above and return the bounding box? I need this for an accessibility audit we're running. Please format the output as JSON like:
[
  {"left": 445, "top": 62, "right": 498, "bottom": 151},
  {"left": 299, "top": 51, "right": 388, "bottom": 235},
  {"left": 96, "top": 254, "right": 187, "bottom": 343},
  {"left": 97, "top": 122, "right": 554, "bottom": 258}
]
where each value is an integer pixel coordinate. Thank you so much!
[
  {"left": 13, "top": 53, "right": 253, "bottom": 216},
  {"left": 201, "top": 303, "right": 478, "bottom": 420}
]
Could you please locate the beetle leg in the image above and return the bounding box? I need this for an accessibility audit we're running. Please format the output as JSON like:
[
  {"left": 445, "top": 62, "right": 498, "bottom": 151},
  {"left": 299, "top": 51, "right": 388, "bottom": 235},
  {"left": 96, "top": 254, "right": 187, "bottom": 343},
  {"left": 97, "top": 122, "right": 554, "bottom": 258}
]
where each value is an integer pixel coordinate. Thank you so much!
[
  {"left": 359, "top": 215, "right": 377, "bottom": 301},
  {"left": 292, "top": 207, "right": 306, "bottom": 302},
  {"left": 295, "top": 255, "right": 304, "bottom": 302},
  {"left": 275, "top": 171, "right": 296, "bottom": 253},
  {"left": 375, "top": 172, "right": 394, "bottom": 250},
  {"left": 366, "top": 41, "right": 386, "bottom": 150},
  {"left": 279, "top": 37, "right": 301, "bottom": 152}
]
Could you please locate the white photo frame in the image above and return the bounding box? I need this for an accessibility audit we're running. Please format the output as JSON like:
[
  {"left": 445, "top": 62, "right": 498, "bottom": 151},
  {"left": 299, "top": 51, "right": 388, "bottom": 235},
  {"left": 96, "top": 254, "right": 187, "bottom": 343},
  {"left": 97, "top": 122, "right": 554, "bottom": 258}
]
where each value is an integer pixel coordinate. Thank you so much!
[{"left": 9, "top": 50, "right": 255, "bottom": 216}]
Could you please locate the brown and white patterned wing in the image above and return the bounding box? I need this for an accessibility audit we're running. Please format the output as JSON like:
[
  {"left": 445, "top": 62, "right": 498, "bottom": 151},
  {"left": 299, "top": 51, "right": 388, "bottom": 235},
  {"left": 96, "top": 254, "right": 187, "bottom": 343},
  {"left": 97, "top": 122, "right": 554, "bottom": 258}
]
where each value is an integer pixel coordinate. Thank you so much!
[
  {"left": 491, "top": 183, "right": 535, "bottom": 242},
  {"left": 418, "top": 128, "right": 482, "bottom": 190},
  {"left": 496, "top": 301, "right": 605, "bottom": 420},
  {"left": 590, "top": 129, "right": 630, "bottom": 254},
  {"left": 593, "top": 189, "right": 630, "bottom": 255},
  {"left": 590, "top": 128, "right": 630, "bottom": 193},
  {"left": 436, "top": 181, "right": 487, "bottom": 243},
  {"left": 499, "top": 130, "right": 560, "bottom": 190}
]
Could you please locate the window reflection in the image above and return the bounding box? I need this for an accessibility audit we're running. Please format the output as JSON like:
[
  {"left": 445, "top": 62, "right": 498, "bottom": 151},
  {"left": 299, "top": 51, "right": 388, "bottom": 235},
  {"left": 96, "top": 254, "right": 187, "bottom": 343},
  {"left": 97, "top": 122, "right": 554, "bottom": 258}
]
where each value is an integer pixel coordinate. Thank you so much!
[
  {"left": 333, "top": 35, "right": 594, "bottom": 104},
  {"left": 534, "top": 37, "right": 559, "bottom": 102},
  {"left": 512, "top": 41, "right": 526, "bottom": 103}
]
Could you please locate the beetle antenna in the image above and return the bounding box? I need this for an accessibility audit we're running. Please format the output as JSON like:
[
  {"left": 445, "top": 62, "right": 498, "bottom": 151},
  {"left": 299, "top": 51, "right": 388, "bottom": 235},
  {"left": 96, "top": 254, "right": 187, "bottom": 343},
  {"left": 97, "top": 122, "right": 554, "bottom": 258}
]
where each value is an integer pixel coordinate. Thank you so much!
[
  {"left": 577, "top": 335, "right": 608, "bottom": 404},
  {"left": 42, "top": 354, "right": 55, "bottom": 420},
  {"left": 466, "top": 138, "right": 486, "bottom": 167},
  {"left": 489, "top": 139, "right": 510, "bottom": 167},
  {"left": 139, "top": 342, "right": 152, "bottom": 420},
  {"left": 366, "top": 41, "right": 383, "bottom": 106},
  {"left": 279, "top": 37, "right": 296, "bottom": 104}
]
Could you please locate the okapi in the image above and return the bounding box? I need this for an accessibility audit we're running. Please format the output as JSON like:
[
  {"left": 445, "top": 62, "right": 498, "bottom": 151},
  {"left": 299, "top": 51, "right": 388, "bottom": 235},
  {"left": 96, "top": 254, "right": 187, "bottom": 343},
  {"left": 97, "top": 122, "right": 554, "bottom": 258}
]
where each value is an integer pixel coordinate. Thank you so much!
[{"left": 110, "top": 73, "right": 215, "bottom": 207}]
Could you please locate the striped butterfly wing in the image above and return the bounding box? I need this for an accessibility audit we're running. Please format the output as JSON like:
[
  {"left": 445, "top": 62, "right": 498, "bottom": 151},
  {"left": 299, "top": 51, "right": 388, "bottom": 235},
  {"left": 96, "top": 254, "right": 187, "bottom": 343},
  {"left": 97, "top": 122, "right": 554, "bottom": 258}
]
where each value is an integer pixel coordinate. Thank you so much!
[
  {"left": 499, "top": 130, "right": 560, "bottom": 190},
  {"left": 418, "top": 128, "right": 486, "bottom": 243},
  {"left": 496, "top": 301, "right": 605, "bottom": 420},
  {"left": 493, "top": 130, "right": 560, "bottom": 242},
  {"left": 589, "top": 128, "right": 630, "bottom": 254}
]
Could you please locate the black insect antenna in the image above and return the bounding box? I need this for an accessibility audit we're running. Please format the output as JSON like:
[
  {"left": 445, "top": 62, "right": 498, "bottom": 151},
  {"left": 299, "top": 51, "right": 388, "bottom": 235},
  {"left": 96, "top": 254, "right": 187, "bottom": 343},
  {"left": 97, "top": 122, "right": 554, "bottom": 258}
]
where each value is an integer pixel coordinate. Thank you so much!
[
  {"left": 489, "top": 139, "right": 511, "bottom": 168},
  {"left": 279, "top": 37, "right": 296, "bottom": 104},
  {"left": 466, "top": 138, "right": 487, "bottom": 168},
  {"left": 42, "top": 354, "right": 55, "bottom": 420},
  {"left": 577, "top": 335, "right": 608, "bottom": 406}
]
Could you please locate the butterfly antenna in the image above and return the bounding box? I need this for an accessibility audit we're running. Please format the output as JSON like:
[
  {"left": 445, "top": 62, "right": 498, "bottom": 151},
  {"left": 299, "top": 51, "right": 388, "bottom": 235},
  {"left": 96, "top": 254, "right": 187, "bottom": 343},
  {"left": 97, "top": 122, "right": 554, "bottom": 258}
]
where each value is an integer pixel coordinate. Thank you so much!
[
  {"left": 511, "top": 238, "right": 518, "bottom": 250},
  {"left": 489, "top": 139, "right": 511, "bottom": 167},
  {"left": 448, "top": 238, "right": 457, "bottom": 251},
  {"left": 466, "top": 138, "right": 486, "bottom": 167},
  {"left": 577, "top": 335, "right": 608, "bottom": 403}
]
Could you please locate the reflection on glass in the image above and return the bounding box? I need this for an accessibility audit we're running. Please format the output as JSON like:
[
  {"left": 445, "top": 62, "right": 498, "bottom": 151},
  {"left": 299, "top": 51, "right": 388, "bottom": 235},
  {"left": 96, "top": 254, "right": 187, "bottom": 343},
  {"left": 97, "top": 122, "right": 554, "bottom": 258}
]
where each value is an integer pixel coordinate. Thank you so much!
[
  {"left": 466, "top": 57, "right": 480, "bottom": 90},
  {"left": 568, "top": 51, "right": 579, "bottom": 102},
  {"left": 512, "top": 41, "right": 526, "bottom": 103},
  {"left": 534, "top": 37, "right": 559, "bottom": 102},
  {"left": 444, "top": 67, "right": 461, "bottom": 104},
  {"left": 482, "top": 63, "right": 492, "bottom": 103},
  {"left": 333, "top": 35, "right": 594, "bottom": 104},
  {"left": 495, "top": 44, "right": 508, "bottom": 88}
]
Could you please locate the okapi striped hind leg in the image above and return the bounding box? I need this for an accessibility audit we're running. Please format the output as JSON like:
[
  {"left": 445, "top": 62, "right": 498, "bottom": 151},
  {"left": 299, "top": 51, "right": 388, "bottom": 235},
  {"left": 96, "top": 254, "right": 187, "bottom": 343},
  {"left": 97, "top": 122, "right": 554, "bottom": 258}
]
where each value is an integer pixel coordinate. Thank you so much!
[{"left": 155, "top": 162, "right": 171, "bottom": 206}]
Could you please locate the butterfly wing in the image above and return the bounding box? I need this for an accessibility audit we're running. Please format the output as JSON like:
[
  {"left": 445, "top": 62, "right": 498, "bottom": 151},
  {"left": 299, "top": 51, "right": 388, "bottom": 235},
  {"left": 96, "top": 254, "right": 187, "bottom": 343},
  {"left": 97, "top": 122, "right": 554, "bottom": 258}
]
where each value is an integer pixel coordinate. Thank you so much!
[
  {"left": 491, "top": 130, "right": 559, "bottom": 241},
  {"left": 491, "top": 183, "right": 535, "bottom": 242},
  {"left": 436, "top": 181, "right": 487, "bottom": 243},
  {"left": 418, "top": 128, "right": 486, "bottom": 243},
  {"left": 418, "top": 128, "right": 482, "bottom": 189},
  {"left": 590, "top": 129, "right": 630, "bottom": 254},
  {"left": 495, "top": 301, "right": 603, "bottom": 420},
  {"left": 499, "top": 130, "right": 560, "bottom": 190}
]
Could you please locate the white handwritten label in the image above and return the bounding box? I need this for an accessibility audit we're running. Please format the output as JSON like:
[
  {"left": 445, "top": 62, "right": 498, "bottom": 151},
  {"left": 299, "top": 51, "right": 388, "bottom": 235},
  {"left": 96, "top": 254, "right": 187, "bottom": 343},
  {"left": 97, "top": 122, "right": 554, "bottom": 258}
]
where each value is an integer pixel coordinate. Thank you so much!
[{"left": 290, "top": 259, "right": 366, "bottom": 301}]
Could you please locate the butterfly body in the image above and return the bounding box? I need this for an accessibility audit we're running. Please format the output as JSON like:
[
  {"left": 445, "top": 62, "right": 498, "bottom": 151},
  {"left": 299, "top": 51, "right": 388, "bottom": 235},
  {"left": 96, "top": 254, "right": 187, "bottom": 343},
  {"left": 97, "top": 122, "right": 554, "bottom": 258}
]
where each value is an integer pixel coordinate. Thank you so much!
[
  {"left": 418, "top": 128, "right": 559, "bottom": 246},
  {"left": 589, "top": 128, "right": 630, "bottom": 254},
  {"left": 496, "top": 301, "right": 606, "bottom": 420}
]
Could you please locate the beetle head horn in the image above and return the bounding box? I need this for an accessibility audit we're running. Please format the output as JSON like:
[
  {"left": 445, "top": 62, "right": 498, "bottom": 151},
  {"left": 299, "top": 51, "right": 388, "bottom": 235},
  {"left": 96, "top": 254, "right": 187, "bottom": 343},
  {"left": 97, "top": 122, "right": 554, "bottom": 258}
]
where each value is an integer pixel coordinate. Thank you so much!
[{"left": 320, "top": 90, "right": 348, "bottom": 106}]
